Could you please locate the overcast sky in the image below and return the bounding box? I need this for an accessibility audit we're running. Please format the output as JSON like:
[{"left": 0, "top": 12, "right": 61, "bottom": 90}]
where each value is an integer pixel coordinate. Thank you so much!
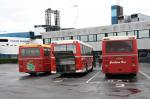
[{"left": 0, "top": 0, "right": 150, "bottom": 32}]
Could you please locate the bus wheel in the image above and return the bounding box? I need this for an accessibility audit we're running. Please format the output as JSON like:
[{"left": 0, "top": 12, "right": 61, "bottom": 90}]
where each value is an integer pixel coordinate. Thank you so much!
[
  {"left": 45, "top": 72, "right": 51, "bottom": 75},
  {"left": 132, "top": 74, "right": 137, "bottom": 77},
  {"left": 105, "top": 73, "right": 110, "bottom": 78},
  {"left": 85, "top": 65, "right": 88, "bottom": 73},
  {"left": 29, "top": 73, "right": 36, "bottom": 76}
]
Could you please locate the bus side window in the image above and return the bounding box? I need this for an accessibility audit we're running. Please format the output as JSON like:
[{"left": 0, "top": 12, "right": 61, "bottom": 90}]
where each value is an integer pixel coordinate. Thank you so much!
[{"left": 44, "top": 48, "right": 50, "bottom": 56}]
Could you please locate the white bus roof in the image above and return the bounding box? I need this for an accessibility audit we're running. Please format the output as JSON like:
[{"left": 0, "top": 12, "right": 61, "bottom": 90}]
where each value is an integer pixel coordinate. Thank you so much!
[
  {"left": 52, "top": 40, "right": 93, "bottom": 48},
  {"left": 102, "top": 36, "right": 136, "bottom": 41}
]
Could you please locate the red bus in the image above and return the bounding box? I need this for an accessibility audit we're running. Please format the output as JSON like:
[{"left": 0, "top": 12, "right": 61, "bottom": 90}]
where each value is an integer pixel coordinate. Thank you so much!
[
  {"left": 50, "top": 40, "right": 94, "bottom": 74},
  {"left": 102, "top": 36, "right": 139, "bottom": 77},
  {"left": 18, "top": 44, "right": 51, "bottom": 75}
]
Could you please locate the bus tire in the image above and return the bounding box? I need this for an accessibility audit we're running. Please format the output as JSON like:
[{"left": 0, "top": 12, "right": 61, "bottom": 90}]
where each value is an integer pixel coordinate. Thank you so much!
[
  {"left": 29, "top": 73, "right": 36, "bottom": 76},
  {"left": 132, "top": 74, "right": 137, "bottom": 77},
  {"left": 89, "top": 65, "right": 93, "bottom": 72},
  {"left": 45, "top": 72, "right": 51, "bottom": 75},
  {"left": 105, "top": 73, "right": 110, "bottom": 78},
  {"left": 85, "top": 64, "right": 88, "bottom": 73}
]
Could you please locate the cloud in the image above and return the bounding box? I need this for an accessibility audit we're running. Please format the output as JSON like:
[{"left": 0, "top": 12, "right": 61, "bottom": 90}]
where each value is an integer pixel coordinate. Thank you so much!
[{"left": 0, "top": 0, "right": 149, "bottom": 32}]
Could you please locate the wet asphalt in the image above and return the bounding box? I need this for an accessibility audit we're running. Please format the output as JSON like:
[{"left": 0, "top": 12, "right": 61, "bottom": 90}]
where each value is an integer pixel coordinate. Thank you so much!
[{"left": 0, "top": 63, "right": 150, "bottom": 99}]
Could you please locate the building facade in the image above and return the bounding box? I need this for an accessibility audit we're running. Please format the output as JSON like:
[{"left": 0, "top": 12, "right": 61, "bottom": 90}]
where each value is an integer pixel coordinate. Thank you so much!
[
  {"left": 111, "top": 5, "right": 123, "bottom": 24},
  {"left": 118, "top": 13, "right": 150, "bottom": 24},
  {"left": 0, "top": 32, "right": 42, "bottom": 58},
  {"left": 42, "top": 21, "right": 150, "bottom": 62}
]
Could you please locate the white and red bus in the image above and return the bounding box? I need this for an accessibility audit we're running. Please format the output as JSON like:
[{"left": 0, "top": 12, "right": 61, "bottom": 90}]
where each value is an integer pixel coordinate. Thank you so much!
[
  {"left": 18, "top": 44, "right": 51, "bottom": 75},
  {"left": 101, "top": 36, "right": 139, "bottom": 77},
  {"left": 50, "top": 40, "right": 94, "bottom": 74}
]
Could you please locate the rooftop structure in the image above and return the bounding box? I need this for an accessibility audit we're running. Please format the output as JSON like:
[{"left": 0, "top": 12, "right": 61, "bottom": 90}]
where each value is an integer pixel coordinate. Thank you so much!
[{"left": 118, "top": 13, "right": 150, "bottom": 24}]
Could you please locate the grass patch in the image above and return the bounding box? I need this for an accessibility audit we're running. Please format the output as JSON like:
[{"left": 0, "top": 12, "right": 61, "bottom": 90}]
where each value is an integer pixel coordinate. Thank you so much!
[{"left": 0, "top": 58, "right": 18, "bottom": 64}]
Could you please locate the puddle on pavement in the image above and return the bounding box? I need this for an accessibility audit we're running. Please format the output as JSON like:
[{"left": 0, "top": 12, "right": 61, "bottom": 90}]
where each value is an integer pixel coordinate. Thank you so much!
[
  {"left": 76, "top": 82, "right": 141, "bottom": 98},
  {"left": 106, "top": 87, "right": 141, "bottom": 97},
  {"left": 59, "top": 83, "right": 79, "bottom": 87},
  {"left": 127, "top": 88, "right": 141, "bottom": 94},
  {"left": 55, "top": 73, "right": 86, "bottom": 78},
  {"left": 19, "top": 73, "right": 50, "bottom": 80},
  {"left": 104, "top": 78, "right": 141, "bottom": 97},
  {"left": 53, "top": 78, "right": 64, "bottom": 82}
]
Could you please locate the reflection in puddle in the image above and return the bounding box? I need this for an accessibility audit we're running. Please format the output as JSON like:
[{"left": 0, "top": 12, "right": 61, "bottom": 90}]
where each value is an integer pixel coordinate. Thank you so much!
[
  {"left": 127, "top": 88, "right": 141, "bottom": 94},
  {"left": 19, "top": 73, "right": 50, "bottom": 80},
  {"left": 106, "top": 88, "right": 141, "bottom": 97},
  {"left": 60, "top": 83, "right": 79, "bottom": 87},
  {"left": 104, "top": 76, "right": 141, "bottom": 97}
]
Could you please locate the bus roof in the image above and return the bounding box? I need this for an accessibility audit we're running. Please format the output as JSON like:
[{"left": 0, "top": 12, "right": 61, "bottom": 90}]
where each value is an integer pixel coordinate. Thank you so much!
[
  {"left": 52, "top": 40, "right": 93, "bottom": 48},
  {"left": 19, "top": 44, "right": 51, "bottom": 48},
  {"left": 102, "top": 36, "right": 136, "bottom": 41}
]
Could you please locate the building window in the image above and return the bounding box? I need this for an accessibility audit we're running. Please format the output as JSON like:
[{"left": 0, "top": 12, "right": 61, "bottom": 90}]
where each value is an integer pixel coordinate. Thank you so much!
[
  {"left": 134, "top": 30, "right": 139, "bottom": 38},
  {"left": 113, "top": 32, "right": 117, "bottom": 36},
  {"left": 128, "top": 31, "right": 134, "bottom": 36},
  {"left": 105, "top": 33, "right": 108, "bottom": 37},
  {"left": 73, "top": 35, "right": 81, "bottom": 40},
  {"left": 51, "top": 38, "right": 58, "bottom": 42},
  {"left": 97, "top": 34, "right": 105, "bottom": 41},
  {"left": 139, "top": 30, "right": 149, "bottom": 38},
  {"left": 108, "top": 33, "right": 114, "bottom": 37},
  {"left": 80, "top": 35, "right": 88, "bottom": 42},
  {"left": 57, "top": 37, "right": 64, "bottom": 40},
  {"left": 44, "top": 38, "right": 51, "bottom": 44},
  {"left": 111, "top": 9, "right": 117, "bottom": 17},
  {"left": 88, "top": 34, "right": 97, "bottom": 42},
  {"left": 127, "top": 31, "right": 139, "bottom": 38},
  {"left": 117, "top": 32, "right": 127, "bottom": 36},
  {"left": 64, "top": 36, "right": 72, "bottom": 40}
]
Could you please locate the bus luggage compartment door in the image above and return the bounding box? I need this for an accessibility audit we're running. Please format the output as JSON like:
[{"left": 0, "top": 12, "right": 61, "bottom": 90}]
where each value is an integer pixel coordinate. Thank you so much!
[{"left": 54, "top": 51, "right": 75, "bottom": 73}]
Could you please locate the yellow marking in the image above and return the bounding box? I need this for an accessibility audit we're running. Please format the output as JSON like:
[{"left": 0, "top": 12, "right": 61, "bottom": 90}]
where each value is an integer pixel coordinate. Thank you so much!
[{"left": 19, "top": 44, "right": 51, "bottom": 48}]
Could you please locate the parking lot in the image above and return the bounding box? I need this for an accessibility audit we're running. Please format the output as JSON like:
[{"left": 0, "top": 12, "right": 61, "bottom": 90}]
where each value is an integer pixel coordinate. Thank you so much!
[{"left": 0, "top": 63, "right": 150, "bottom": 99}]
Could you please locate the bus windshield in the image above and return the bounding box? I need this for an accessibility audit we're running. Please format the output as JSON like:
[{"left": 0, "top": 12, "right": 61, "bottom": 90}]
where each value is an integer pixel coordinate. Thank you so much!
[
  {"left": 54, "top": 44, "right": 76, "bottom": 53},
  {"left": 106, "top": 40, "right": 133, "bottom": 53},
  {"left": 21, "top": 48, "right": 40, "bottom": 57}
]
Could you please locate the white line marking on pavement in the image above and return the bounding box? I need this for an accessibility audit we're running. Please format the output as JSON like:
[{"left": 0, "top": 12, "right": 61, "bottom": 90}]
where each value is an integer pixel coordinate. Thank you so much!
[
  {"left": 88, "top": 81, "right": 150, "bottom": 85},
  {"left": 115, "top": 83, "right": 125, "bottom": 87},
  {"left": 140, "top": 71, "right": 150, "bottom": 79},
  {"left": 86, "top": 72, "right": 100, "bottom": 84}
]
